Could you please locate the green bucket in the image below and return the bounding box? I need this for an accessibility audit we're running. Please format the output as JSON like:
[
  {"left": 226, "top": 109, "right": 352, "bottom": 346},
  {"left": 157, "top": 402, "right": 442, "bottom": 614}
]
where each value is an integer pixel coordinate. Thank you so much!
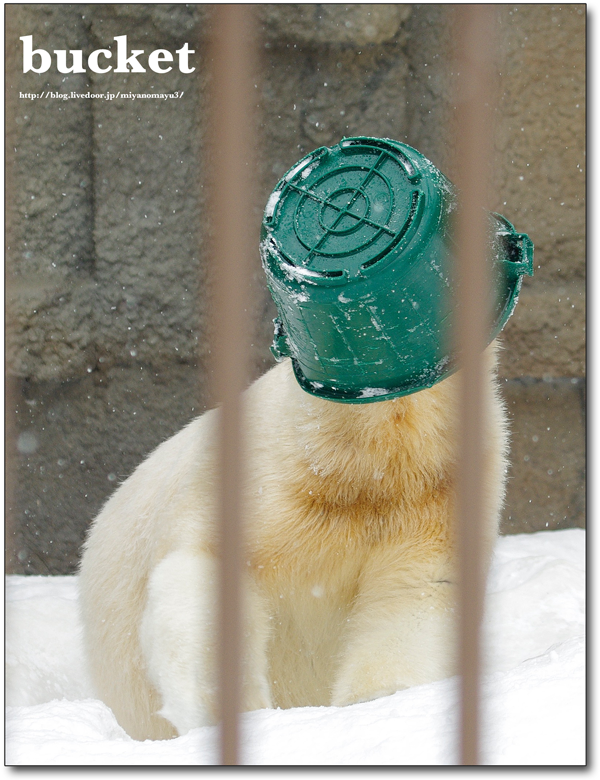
[{"left": 260, "top": 137, "right": 533, "bottom": 403}]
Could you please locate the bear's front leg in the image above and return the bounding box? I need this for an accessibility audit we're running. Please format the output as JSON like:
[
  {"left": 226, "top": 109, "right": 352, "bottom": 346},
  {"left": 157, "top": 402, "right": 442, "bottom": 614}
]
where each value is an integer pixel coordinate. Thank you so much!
[
  {"left": 140, "top": 549, "right": 273, "bottom": 736},
  {"left": 332, "top": 562, "right": 457, "bottom": 707}
]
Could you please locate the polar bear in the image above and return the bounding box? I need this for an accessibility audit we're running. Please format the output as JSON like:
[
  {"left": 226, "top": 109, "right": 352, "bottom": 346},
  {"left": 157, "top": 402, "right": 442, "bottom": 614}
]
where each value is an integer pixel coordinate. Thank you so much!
[{"left": 78, "top": 346, "right": 508, "bottom": 741}]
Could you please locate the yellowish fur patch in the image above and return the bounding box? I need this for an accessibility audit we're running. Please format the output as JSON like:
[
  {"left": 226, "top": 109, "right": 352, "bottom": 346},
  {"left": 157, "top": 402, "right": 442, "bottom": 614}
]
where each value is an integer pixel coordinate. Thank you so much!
[{"left": 79, "top": 345, "right": 508, "bottom": 739}]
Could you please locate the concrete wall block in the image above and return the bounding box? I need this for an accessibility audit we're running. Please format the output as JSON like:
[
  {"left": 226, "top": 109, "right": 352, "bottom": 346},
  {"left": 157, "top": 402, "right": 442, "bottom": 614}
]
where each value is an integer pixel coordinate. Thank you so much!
[
  {"left": 86, "top": 6, "right": 206, "bottom": 370},
  {"left": 6, "top": 5, "right": 96, "bottom": 380},
  {"left": 258, "top": 46, "right": 410, "bottom": 175},
  {"left": 260, "top": 4, "right": 411, "bottom": 46},
  {"left": 6, "top": 4, "right": 95, "bottom": 274},
  {"left": 7, "top": 278, "right": 98, "bottom": 381},
  {"left": 403, "top": 4, "right": 454, "bottom": 173},
  {"left": 90, "top": 4, "right": 204, "bottom": 47},
  {"left": 90, "top": 72, "right": 204, "bottom": 368},
  {"left": 499, "top": 281, "right": 585, "bottom": 379},
  {"left": 7, "top": 363, "right": 205, "bottom": 575},
  {"left": 501, "top": 378, "right": 585, "bottom": 534},
  {"left": 491, "top": 4, "right": 585, "bottom": 284}
]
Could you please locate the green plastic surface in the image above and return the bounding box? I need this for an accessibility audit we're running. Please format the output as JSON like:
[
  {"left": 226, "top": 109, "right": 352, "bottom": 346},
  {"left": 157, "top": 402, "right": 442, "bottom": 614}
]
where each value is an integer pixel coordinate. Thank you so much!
[{"left": 260, "top": 137, "right": 534, "bottom": 403}]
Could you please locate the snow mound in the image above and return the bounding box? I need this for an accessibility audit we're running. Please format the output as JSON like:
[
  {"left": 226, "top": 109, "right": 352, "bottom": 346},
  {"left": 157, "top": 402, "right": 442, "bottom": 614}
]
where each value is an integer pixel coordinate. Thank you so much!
[{"left": 5, "top": 529, "right": 585, "bottom": 765}]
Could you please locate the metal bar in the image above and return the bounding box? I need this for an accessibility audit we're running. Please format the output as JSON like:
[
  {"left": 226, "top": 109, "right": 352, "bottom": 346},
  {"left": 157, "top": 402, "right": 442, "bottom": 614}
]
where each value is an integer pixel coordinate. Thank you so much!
[
  {"left": 208, "top": 4, "right": 256, "bottom": 766},
  {"left": 452, "top": 4, "right": 497, "bottom": 766}
]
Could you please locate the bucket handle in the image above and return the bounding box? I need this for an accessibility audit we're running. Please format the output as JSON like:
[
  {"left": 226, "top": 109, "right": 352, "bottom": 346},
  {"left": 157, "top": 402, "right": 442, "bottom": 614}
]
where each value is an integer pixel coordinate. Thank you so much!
[{"left": 491, "top": 212, "right": 534, "bottom": 278}]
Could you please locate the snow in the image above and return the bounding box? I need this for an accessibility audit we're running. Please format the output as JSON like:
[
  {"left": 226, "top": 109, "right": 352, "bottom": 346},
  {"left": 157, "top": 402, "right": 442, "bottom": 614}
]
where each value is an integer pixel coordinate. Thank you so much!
[
  {"left": 357, "top": 387, "right": 390, "bottom": 398},
  {"left": 5, "top": 529, "right": 585, "bottom": 766},
  {"left": 283, "top": 157, "right": 313, "bottom": 183},
  {"left": 264, "top": 189, "right": 281, "bottom": 219}
]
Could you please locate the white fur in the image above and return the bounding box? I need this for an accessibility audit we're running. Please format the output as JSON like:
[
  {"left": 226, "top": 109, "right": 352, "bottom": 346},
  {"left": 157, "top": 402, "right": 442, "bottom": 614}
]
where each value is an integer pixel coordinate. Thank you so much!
[{"left": 79, "top": 348, "right": 508, "bottom": 740}]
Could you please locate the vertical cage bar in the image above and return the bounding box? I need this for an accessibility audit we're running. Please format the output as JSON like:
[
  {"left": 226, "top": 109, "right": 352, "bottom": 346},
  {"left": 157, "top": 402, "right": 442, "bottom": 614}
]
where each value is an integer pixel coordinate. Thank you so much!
[
  {"left": 208, "top": 3, "right": 255, "bottom": 766},
  {"left": 452, "top": 4, "right": 497, "bottom": 766}
]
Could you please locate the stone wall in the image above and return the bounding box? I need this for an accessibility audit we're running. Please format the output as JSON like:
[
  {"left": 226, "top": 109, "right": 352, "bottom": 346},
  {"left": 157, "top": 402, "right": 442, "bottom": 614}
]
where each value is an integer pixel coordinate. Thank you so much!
[{"left": 6, "top": 4, "right": 585, "bottom": 574}]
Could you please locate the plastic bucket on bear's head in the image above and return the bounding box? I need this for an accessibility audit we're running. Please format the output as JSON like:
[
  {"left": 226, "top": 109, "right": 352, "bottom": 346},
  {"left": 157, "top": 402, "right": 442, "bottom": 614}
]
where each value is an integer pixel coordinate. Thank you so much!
[{"left": 260, "top": 137, "right": 533, "bottom": 403}]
